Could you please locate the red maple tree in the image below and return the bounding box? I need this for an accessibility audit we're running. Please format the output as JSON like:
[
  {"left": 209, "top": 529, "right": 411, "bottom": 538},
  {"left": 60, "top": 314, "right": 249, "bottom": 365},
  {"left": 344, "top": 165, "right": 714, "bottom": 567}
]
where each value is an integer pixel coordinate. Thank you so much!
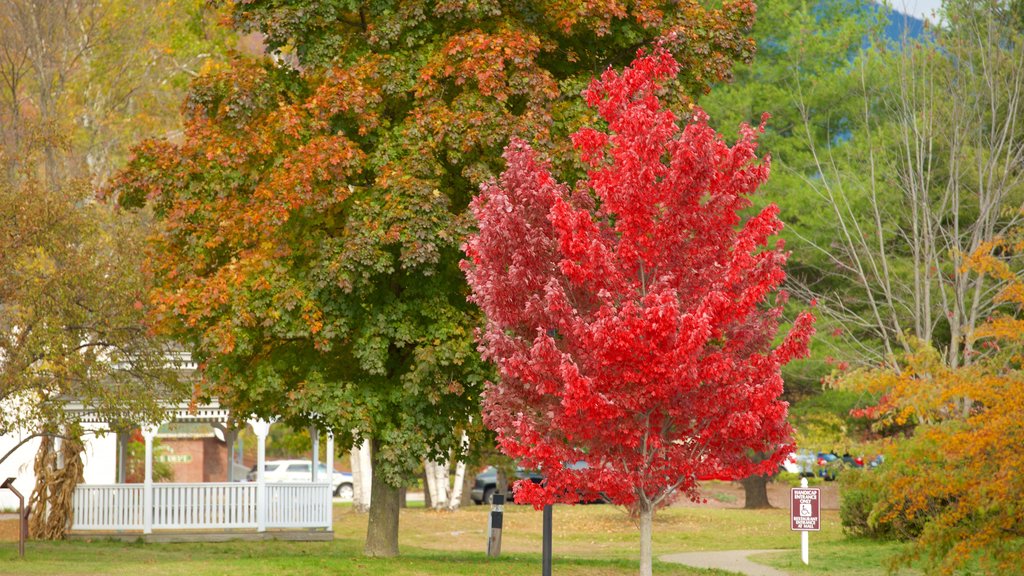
[{"left": 462, "top": 48, "right": 815, "bottom": 574}]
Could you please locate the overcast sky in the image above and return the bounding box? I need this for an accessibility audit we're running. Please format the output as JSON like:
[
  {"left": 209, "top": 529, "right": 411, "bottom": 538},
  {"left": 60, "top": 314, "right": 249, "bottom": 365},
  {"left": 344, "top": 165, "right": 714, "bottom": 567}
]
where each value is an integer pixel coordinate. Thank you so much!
[{"left": 888, "top": 0, "right": 944, "bottom": 21}]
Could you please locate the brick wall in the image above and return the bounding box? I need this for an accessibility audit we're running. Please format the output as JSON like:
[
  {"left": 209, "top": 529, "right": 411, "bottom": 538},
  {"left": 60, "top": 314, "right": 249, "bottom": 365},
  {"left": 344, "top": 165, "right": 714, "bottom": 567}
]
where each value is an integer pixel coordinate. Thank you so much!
[{"left": 158, "top": 438, "right": 229, "bottom": 482}]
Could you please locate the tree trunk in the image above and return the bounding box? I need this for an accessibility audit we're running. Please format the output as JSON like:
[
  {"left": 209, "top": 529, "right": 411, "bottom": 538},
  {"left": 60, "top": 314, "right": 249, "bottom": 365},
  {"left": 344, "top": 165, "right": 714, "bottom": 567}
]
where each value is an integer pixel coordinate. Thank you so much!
[
  {"left": 449, "top": 431, "right": 470, "bottom": 510},
  {"left": 350, "top": 442, "right": 365, "bottom": 512},
  {"left": 421, "top": 467, "right": 432, "bottom": 509},
  {"left": 424, "top": 458, "right": 449, "bottom": 510},
  {"left": 638, "top": 503, "right": 653, "bottom": 576},
  {"left": 459, "top": 464, "right": 475, "bottom": 508},
  {"left": 448, "top": 457, "right": 467, "bottom": 510},
  {"left": 363, "top": 441, "right": 400, "bottom": 557},
  {"left": 350, "top": 439, "right": 375, "bottom": 512},
  {"left": 429, "top": 457, "right": 449, "bottom": 509},
  {"left": 423, "top": 460, "right": 437, "bottom": 509},
  {"left": 741, "top": 474, "right": 773, "bottom": 509},
  {"left": 495, "top": 466, "right": 509, "bottom": 500},
  {"left": 359, "top": 442, "right": 373, "bottom": 510}
]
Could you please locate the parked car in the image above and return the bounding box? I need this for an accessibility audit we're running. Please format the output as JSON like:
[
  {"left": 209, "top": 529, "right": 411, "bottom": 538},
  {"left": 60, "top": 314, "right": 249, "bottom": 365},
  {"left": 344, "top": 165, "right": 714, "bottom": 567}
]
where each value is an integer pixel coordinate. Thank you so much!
[
  {"left": 470, "top": 466, "right": 543, "bottom": 505},
  {"left": 780, "top": 453, "right": 804, "bottom": 474},
  {"left": 470, "top": 462, "right": 608, "bottom": 505},
  {"left": 816, "top": 452, "right": 841, "bottom": 480},
  {"left": 246, "top": 459, "right": 354, "bottom": 499},
  {"left": 787, "top": 451, "right": 843, "bottom": 480},
  {"left": 841, "top": 453, "right": 865, "bottom": 469}
]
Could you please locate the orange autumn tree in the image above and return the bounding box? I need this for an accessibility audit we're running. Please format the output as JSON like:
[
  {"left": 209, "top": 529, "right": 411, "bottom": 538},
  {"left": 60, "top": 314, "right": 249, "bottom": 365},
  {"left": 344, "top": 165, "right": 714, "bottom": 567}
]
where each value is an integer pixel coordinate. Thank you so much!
[{"left": 838, "top": 237, "right": 1024, "bottom": 574}]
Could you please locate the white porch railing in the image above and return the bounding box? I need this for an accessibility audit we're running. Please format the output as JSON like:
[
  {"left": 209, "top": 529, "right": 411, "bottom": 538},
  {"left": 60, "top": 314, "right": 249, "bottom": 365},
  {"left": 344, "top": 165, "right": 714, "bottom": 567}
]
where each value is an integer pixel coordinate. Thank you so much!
[
  {"left": 73, "top": 484, "right": 145, "bottom": 530},
  {"left": 72, "top": 482, "right": 332, "bottom": 532},
  {"left": 153, "top": 483, "right": 258, "bottom": 529},
  {"left": 267, "top": 483, "right": 333, "bottom": 528}
]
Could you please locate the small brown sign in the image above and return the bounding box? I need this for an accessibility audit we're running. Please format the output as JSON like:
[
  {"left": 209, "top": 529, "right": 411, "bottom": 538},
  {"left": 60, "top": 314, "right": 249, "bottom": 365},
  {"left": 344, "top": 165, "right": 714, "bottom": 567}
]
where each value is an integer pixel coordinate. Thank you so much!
[{"left": 791, "top": 487, "right": 820, "bottom": 531}]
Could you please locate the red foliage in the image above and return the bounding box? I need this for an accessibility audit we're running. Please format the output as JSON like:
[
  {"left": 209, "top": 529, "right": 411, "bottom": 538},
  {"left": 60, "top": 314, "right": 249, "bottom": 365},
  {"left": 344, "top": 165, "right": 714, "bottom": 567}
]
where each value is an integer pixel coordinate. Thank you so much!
[{"left": 462, "top": 49, "right": 814, "bottom": 512}]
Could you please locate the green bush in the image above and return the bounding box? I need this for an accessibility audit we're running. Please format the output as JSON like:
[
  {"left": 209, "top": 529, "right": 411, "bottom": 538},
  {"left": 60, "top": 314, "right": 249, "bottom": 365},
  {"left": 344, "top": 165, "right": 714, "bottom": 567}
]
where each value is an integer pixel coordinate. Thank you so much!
[
  {"left": 839, "top": 468, "right": 879, "bottom": 537},
  {"left": 839, "top": 467, "right": 925, "bottom": 540}
]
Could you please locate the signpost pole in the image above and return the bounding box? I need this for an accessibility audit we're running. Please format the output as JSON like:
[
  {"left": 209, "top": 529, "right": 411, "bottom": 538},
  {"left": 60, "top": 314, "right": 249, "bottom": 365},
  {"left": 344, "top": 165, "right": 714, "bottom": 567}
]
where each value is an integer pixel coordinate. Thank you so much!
[
  {"left": 542, "top": 504, "right": 553, "bottom": 576},
  {"left": 801, "top": 478, "right": 809, "bottom": 564},
  {"left": 791, "top": 476, "right": 819, "bottom": 565}
]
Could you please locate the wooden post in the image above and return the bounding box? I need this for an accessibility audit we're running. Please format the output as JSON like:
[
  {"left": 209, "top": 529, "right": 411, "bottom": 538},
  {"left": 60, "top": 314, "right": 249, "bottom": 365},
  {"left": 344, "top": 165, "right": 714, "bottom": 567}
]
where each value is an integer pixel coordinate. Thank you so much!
[
  {"left": 311, "top": 425, "right": 319, "bottom": 483},
  {"left": 141, "top": 424, "right": 160, "bottom": 535},
  {"left": 248, "top": 418, "right": 274, "bottom": 533},
  {"left": 325, "top": 431, "right": 335, "bottom": 529}
]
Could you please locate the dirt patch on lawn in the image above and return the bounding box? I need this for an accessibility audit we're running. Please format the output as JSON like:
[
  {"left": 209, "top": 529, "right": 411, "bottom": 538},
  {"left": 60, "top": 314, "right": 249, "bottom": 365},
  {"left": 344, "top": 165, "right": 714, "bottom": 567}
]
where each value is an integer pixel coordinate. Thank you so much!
[
  {"left": 674, "top": 480, "right": 840, "bottom": 510},
  {"left": 0, "top": 516, "right": 21, "bottom": 542}
]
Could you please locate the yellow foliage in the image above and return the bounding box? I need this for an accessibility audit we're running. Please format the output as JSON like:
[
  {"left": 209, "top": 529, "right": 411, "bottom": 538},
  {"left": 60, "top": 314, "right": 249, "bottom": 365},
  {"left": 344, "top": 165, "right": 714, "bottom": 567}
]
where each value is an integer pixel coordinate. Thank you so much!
[
  {"left": 863, "top": 238, "right": 1024, "bottom": 574},
  {"left": 881, "top": 372, "right": 1024, "bottom": 575},
  {"left": 834, "top": 337, "right": 960, "bottom": 428},
  {"left": 792, "top": 411, "right": 847, "bottom": 449}
]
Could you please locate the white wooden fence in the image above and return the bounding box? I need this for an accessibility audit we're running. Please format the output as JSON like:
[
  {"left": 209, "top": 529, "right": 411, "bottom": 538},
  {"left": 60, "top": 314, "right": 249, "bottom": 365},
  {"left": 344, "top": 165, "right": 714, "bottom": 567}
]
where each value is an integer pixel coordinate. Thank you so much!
[{"left": 72, "top": 482, "right": 332, "bottom": 532}]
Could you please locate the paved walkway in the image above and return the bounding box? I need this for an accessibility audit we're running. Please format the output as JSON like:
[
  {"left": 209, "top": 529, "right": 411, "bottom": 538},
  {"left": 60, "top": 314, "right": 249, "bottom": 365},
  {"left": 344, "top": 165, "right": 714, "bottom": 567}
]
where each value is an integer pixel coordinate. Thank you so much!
[{"left": 660, "top": 549, "right": 789, "bottom": 576}]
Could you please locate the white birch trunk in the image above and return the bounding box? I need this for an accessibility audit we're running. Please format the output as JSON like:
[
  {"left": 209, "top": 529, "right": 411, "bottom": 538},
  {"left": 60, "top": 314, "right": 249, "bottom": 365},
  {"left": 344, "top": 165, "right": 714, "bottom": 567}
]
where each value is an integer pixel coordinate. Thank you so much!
[
  {"left": 447, "top": 432, "right": 470, "bottom": 510},
  {"left": 438, "top": 458, "right": 450, "bottom": 509},
  {"left": 425, "top": 458, "right": 449, "bottom": 510},
  {"left": 350, "top": 439, "right": 373, "bottom": 512},
  {"left": 423, "top": 460, "right": 438, "bottom": 509},
  {"left": 350, "top": 442, "right": 364, "bottom": 513},
  {"left": 448, "top": 459, "right": 467, "bottom": 510},
  {"left": 359, "top": 440, "right": 372, "bottom": 510}
]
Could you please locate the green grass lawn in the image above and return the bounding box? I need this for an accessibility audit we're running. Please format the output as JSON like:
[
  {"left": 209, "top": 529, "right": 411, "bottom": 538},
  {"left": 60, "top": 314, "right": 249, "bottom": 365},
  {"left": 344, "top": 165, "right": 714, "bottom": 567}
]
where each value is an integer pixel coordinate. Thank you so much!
[
  {"left": 0, "top": 501, "right": 914, "bottom": 576},
  {"left": 752, "top": 539, "right": 917, "bottom": 576}
]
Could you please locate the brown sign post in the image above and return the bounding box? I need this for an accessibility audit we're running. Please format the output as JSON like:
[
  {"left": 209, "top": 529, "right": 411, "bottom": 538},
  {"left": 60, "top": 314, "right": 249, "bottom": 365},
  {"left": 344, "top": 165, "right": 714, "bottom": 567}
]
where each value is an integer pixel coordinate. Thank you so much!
[{"left": 791, "top": 486, "right": 820, "bottom": 531}]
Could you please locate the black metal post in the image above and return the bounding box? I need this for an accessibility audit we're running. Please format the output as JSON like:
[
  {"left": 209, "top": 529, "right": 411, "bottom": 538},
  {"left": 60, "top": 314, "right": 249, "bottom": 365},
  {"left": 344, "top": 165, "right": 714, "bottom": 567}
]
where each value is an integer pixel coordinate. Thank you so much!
[
  {"left": 542, "top": 504, "right": 552, "bottom": 576},
  {"left": 1, "top": 477, "right": 25, "bottom": 559}
]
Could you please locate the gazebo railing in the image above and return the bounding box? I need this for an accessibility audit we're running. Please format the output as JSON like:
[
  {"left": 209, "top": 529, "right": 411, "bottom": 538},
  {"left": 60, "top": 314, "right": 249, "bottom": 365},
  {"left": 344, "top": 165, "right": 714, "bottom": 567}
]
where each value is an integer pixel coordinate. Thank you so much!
[
  {"left": 71, "top": 482, "right": 332, "bottom": 532},
  {"left": 73, "top": 484, "right": 145, "bottom": 530},
  {"left": 69, "top": 416, "right": 336, "bottom": 536},
  {"left": 266, "top": 483, "right": 333, "bottom": 528},
  {"left": 153, "top": 483, "right": 258, "bottom": 529}
]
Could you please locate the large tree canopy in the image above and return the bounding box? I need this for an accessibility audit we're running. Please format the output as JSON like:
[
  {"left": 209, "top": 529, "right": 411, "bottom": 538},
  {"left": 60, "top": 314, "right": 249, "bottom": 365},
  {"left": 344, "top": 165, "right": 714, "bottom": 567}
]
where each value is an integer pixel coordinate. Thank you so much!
[{"left": 113, "top": 0, "right": 762, "bottom": 557}]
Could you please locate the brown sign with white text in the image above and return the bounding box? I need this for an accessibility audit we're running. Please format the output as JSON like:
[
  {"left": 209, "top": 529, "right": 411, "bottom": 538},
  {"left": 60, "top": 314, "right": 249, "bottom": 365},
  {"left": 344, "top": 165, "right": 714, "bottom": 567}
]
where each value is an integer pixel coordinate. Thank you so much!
[{"left": 791, "top": 487, "right": 820, "bottom": 531}]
